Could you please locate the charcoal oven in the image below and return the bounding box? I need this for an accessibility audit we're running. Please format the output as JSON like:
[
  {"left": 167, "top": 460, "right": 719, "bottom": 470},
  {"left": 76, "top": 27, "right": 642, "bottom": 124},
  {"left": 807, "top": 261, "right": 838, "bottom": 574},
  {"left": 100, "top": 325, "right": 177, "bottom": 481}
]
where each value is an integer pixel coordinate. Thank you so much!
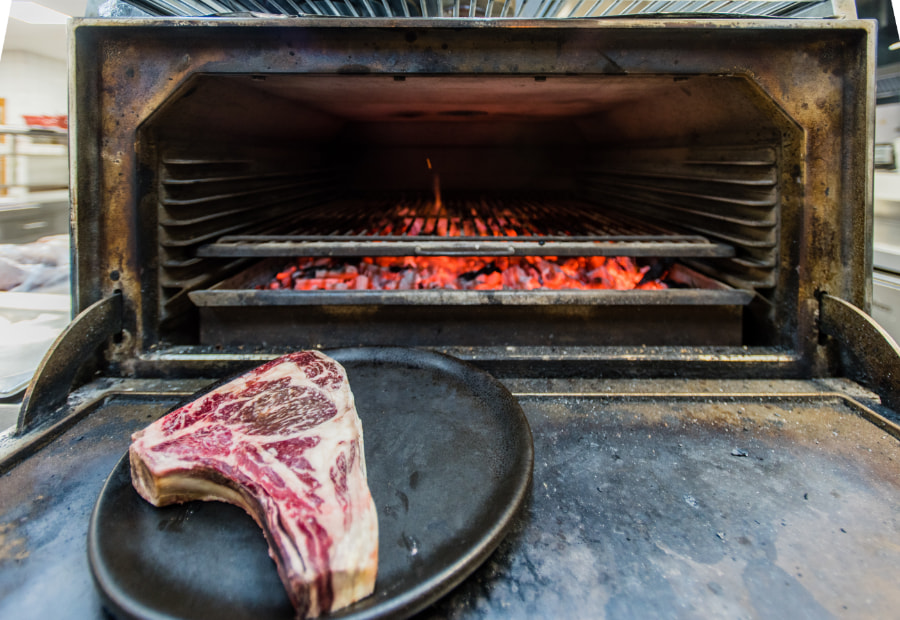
[
  {"left": 72, "top": 21, "right": 848, "bottom": 360},
  {"left": 3, "top": 7, "right": 900, "bottom": 620}
]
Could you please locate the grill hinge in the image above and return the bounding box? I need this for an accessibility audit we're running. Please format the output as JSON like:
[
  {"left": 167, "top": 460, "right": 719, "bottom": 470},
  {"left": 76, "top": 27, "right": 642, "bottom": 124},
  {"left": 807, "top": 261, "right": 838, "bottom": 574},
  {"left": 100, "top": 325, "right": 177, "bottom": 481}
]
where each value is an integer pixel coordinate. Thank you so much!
[
  {"left": 16, "top": 294, "right": 124, "bottom": 436},
  {"left": 818, "top": 293, "right": 900, "bottom": 413}
]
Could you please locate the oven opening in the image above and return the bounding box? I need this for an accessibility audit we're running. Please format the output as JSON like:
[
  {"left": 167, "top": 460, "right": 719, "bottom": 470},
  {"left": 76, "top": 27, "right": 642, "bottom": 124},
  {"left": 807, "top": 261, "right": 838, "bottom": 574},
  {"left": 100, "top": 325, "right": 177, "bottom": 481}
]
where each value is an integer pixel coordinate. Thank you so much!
[{"left": 139, "top": 73, "right": 794, "bottom": 351}]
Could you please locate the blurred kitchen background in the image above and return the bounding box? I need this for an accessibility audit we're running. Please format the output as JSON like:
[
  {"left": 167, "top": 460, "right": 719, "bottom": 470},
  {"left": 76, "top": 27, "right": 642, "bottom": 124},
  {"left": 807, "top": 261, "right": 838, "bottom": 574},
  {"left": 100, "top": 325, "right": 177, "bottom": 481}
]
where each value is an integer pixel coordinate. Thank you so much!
[
  {"left": 0, "top": 0, "right": 81, "bottom": 428},
  {"left": 0, "top": 0, "right": 899, "bottom": 431},
  {"left": 867, "top": 0, "right": 900, "bottom": 356}
]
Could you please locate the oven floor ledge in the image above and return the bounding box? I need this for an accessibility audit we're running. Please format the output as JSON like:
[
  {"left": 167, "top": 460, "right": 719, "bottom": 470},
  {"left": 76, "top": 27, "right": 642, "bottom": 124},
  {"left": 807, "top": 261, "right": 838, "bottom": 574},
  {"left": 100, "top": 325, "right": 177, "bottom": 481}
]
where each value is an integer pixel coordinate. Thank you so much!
[{"left": 130, "top": 345, "right": 805, "bottom": 379}]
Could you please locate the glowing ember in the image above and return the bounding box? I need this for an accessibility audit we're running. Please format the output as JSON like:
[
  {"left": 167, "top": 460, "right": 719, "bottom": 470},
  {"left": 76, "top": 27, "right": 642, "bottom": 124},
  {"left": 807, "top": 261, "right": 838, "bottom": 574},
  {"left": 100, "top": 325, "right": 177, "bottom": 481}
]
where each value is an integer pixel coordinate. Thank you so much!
[{"left": 260, "top": 256, "right": 668, "bottom": 291}]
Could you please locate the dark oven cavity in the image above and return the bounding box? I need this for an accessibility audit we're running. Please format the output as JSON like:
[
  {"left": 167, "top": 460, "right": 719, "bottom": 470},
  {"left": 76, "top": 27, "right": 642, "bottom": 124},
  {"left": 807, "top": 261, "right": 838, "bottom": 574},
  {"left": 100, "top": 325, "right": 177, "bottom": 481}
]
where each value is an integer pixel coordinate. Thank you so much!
[{"left": 146, "top": 74, "right": 787, "bottom": 349}]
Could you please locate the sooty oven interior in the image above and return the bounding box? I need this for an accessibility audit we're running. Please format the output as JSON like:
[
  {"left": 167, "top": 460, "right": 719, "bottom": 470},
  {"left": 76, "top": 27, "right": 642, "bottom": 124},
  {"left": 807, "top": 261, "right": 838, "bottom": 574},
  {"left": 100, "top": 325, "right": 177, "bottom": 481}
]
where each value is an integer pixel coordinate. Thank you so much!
[{"left": 71, "top": 18, "right": 872, "bottom": 379}]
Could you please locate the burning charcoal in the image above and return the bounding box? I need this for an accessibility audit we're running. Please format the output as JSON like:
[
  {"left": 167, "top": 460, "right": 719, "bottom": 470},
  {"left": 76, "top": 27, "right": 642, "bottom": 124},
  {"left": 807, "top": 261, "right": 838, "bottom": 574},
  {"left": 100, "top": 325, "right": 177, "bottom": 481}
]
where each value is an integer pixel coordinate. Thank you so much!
[
  {"left": 398, "top": 271, "right": 417, "bottom": 290},
  {"left": 263, "top": 253, "right": 669, "bottom": 292},
  {"left": 459, "top": 262, "right": 501, "bottom": 282}
]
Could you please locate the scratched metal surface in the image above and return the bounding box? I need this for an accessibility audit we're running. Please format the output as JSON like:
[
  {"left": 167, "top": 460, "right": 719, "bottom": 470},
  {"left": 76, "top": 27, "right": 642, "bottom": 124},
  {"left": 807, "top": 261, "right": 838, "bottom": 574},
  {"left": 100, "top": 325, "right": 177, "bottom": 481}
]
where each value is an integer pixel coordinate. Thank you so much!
[
  {"left": 1, "top": 380, "right": 899, "bottom": 618},
  {"left": 0, "top": 397, "right": 180, "bottom": 618},
  {"left": 421, "top": 392, "right": 900, "bottom": 618}
]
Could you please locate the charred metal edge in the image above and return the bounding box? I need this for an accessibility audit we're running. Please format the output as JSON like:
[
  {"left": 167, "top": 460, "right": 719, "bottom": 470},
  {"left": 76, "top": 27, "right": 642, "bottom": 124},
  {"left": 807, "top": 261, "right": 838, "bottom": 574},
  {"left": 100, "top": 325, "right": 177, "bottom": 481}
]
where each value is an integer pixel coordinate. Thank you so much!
[
  {"left": 197, "top": 240, "right": 735, "bottom": 259},
  {"left": 189, "top": 288, "right": 754, "bottom": 307},
  {"left": 818, "top": 293, "right": 900, "bottom": 412}
]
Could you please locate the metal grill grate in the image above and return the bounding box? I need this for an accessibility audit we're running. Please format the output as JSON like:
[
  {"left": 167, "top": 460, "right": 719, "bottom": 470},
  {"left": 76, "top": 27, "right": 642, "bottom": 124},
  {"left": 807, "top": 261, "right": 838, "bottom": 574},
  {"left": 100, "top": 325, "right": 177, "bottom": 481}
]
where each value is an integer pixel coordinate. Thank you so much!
[
  {"left": 197, "top": 196, "right": 735, "bottom": 258},
  {"left": 121, "top": 0, "right": 832, "bottom": 18}
]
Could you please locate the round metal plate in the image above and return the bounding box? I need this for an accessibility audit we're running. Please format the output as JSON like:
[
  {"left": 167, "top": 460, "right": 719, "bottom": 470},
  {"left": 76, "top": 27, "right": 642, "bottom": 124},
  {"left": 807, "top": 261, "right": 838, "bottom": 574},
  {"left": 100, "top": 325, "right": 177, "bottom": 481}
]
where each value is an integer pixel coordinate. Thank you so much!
[{"left": 87, "top": 347, "right": 533, "bottom": 620}]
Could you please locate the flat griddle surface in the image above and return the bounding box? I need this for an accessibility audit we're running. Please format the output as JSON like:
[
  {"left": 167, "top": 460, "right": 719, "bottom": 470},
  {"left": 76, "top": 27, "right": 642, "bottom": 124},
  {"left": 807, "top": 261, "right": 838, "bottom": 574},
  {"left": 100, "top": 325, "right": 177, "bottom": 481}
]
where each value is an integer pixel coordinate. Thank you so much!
[
  {"left": 3, "top": 377, "right": 898, "bottom": 619},
  {"left": 424, "top": 387, "right": 900, "bottom": 618},
  {"left": 87, "top": 347, "right": 534, "bottom": 620}
]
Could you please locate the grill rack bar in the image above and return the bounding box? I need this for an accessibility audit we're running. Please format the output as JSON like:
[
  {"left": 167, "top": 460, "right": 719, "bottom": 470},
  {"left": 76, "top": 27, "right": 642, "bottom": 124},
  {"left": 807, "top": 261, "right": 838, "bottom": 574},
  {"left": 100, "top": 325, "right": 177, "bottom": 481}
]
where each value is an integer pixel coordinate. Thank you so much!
[{"left": 199, "top": 236, "right": 733, "bottom": 257}]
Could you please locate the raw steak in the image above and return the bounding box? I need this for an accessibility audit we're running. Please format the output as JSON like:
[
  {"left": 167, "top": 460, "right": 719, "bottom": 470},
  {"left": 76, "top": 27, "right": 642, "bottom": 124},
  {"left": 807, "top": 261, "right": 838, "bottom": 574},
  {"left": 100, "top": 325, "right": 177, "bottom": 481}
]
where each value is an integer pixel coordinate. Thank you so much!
[{"left": 129, "top": 351, "right": 378, "bottom": 618}]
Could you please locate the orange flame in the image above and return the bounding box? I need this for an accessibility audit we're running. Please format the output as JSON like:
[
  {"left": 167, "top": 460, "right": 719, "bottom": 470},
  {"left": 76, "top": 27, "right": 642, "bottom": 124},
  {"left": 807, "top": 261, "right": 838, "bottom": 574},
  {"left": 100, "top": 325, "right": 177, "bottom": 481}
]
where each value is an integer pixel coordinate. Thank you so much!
[{"left": 426, "top": 157, "right": 442, "bottom": 209}]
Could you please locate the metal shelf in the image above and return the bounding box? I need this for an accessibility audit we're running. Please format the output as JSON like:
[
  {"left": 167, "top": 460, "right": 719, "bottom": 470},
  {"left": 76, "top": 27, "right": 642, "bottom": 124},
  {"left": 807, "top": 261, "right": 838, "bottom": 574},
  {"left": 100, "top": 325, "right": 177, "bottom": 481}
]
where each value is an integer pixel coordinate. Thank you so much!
[
  {"left": 199, "top": 236, "right": 734, "bottom": 258},
  {"left": 0, "top": 126, "right": 68, "bottom": 198}
]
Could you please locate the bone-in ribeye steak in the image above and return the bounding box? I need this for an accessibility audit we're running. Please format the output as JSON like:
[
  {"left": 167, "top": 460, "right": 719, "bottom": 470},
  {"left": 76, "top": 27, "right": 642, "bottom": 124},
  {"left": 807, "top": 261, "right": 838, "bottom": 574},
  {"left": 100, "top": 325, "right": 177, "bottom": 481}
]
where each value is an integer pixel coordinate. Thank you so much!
[{"left": 129, "top": 350, "right": 378, "bottom": 619}]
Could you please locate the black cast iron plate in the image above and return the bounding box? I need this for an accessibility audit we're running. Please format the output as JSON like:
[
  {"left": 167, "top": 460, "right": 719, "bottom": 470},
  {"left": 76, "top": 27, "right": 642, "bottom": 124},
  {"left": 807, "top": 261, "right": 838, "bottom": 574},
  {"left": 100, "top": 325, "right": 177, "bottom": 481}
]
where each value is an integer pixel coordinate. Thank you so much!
[{"left": 87, "top": 347, "right": 534, "bottom": 620}]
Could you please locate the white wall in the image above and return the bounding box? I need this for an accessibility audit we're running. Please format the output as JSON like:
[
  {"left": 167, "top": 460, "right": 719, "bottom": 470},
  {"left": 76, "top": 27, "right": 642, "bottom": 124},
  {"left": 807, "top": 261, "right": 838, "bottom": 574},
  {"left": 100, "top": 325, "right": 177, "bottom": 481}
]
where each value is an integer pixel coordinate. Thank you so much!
[
  {"left": 876, "top": 102, "right": 900, "bottom": 144},
  {"left": 0, "top": 50, "right": 67, "bottom": 125}
]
